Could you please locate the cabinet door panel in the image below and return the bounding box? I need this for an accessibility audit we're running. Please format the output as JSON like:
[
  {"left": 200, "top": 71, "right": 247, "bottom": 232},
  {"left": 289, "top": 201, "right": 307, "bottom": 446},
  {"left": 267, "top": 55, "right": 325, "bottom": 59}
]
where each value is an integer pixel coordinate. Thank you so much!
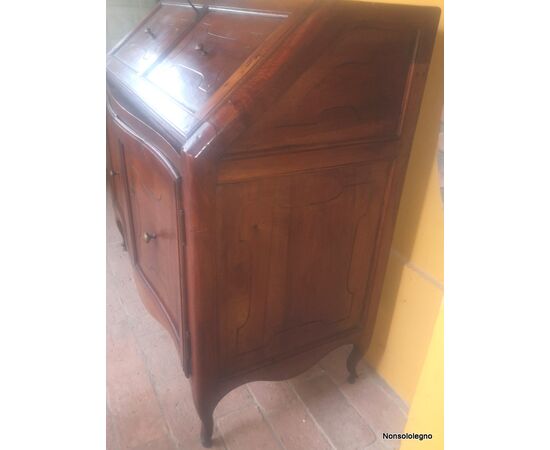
[
  {"left": 216, "top": 160, "right": 392, "bottom": 375},
  {"left": 121, "top": 131, "right": 184, "bottom": 340}
]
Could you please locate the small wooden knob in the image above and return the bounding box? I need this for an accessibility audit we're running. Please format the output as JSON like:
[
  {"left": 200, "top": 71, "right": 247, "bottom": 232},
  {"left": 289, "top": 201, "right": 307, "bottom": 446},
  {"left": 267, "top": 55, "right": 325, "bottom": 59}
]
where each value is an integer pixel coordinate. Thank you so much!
[{"left": 143, "top": 232, "right": 157, "bottom": 243}]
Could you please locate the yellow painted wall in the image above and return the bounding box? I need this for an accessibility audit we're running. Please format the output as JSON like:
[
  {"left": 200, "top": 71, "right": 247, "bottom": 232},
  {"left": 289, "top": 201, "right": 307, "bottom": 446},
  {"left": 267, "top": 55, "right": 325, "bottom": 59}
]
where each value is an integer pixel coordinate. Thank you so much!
[
  {"left": 360, "top": 0, "right": 444, "bottom": 406},
  {"left": 401, "top": 304, "right": 444, "bottom": 450}
]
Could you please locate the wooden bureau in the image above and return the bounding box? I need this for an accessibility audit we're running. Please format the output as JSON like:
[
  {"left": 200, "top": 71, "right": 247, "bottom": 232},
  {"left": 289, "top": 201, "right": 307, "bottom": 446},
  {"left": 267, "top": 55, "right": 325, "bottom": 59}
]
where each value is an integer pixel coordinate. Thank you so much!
[{"left": 106, "top": 0, "right": 439, "bottom": 446}]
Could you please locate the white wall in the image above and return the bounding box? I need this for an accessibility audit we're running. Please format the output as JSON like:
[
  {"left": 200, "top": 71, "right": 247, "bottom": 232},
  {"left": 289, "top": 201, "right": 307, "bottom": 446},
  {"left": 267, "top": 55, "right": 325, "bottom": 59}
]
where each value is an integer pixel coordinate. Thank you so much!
[{"left": 106, "top": 0, "right": 158, "bottom": 51}]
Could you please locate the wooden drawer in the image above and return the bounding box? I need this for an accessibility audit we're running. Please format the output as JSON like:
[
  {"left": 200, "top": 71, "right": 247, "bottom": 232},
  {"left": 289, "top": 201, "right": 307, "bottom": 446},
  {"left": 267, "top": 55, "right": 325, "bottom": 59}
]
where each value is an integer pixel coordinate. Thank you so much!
[
  {"left": 120, "top": 125, "right": 186, "bottom": 342},
  {"left": 115, "top": 3, "right": 196, "bottom": 73},
  {"left": 147, "top": 9, "right": 284, "bottom": 112}
]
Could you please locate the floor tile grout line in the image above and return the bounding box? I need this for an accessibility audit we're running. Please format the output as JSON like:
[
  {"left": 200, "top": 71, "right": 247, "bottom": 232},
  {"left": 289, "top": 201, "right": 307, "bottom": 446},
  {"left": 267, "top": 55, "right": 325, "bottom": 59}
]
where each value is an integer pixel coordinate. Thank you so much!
[
  {"left": 214, "top": 398, "right": 256, "bottom": 422},
  {"left": 323, "top": 369, "right": 396, "bottom": 450},
  {"left": 245, "top": 384, "right": 287, "bottom": 450},
  {"left": 358, "top": 363, "right": 409, "bottom": 411},
  {"left": 215, "top": 391, "right": 286, "bottom": 449},
  {"left": 358, "top": 362, "right": 409, "bottom": 416},
  {"left": 329, "top": 374, "right": 394, "bottom": 450},
  {"left": 321, "top": 370, "right": 379, "bottom": 448},
  {"left": 286, "top": 377, "right": 338, "bottom": 450},
  {"left": 215, "top": 415, "right": 230, "bottom": 450},
  {"left": 390, "top": 249, "right": 443, "bottom": 291},
  {"left": 321, "top": 351, "right": 409, "bottom": 416}
]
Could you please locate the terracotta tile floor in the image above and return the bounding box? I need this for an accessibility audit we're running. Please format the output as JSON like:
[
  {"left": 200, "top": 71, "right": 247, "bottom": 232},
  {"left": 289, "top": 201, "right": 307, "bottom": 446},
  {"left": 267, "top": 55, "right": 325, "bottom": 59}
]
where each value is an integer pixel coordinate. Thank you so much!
[{"left": 107, "top": 194, "right": 408, "bottom": 450}]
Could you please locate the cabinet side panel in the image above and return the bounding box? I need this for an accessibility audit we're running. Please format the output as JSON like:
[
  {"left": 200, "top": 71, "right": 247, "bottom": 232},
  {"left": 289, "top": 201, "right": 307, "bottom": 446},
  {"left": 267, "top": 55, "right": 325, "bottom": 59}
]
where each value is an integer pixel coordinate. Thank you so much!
[{"left": 216, "top": 160, "right": 392, "bottom": 375}]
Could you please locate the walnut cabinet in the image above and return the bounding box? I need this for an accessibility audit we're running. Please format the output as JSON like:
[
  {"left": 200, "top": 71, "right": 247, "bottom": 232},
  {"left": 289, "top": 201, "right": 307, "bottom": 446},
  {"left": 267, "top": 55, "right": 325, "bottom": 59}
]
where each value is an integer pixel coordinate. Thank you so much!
[{"left": 106, "top": 0, "right": 439, "bottom": 446}]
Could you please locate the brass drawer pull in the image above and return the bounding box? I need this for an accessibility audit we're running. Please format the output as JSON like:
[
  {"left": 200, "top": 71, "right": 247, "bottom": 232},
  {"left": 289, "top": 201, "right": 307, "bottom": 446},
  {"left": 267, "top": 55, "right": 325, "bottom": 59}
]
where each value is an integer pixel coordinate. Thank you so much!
[
  {"left": 195, "top": 43, "right": 208, "bottom": 56},
  {"left": 143, "top": 232, "right": 157, "bottom": 243}
]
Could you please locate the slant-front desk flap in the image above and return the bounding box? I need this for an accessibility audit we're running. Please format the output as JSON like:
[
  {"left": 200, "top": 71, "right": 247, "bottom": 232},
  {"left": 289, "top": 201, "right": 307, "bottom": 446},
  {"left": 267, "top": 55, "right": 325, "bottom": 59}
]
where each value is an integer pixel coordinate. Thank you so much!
[{"left": 107, "top": 0, "right": 309, "bottom": 143}]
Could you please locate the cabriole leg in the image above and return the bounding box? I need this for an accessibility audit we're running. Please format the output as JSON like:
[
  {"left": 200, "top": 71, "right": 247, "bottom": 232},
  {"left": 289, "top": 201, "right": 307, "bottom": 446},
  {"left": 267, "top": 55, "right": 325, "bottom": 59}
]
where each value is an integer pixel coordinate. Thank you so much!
[{"left": 200, "top": 412, "right": 214, "bottom": 448}]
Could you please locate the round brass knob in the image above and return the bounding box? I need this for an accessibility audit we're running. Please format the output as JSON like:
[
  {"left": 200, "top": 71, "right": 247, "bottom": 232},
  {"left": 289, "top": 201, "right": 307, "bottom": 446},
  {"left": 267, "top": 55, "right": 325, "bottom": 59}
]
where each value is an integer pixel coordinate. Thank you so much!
[
  {"left": 143, "top": 232, "right": 157, "bottom": 243},
  {"left": 109, "top": 170, "right": 118, "bottom": 177}
]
